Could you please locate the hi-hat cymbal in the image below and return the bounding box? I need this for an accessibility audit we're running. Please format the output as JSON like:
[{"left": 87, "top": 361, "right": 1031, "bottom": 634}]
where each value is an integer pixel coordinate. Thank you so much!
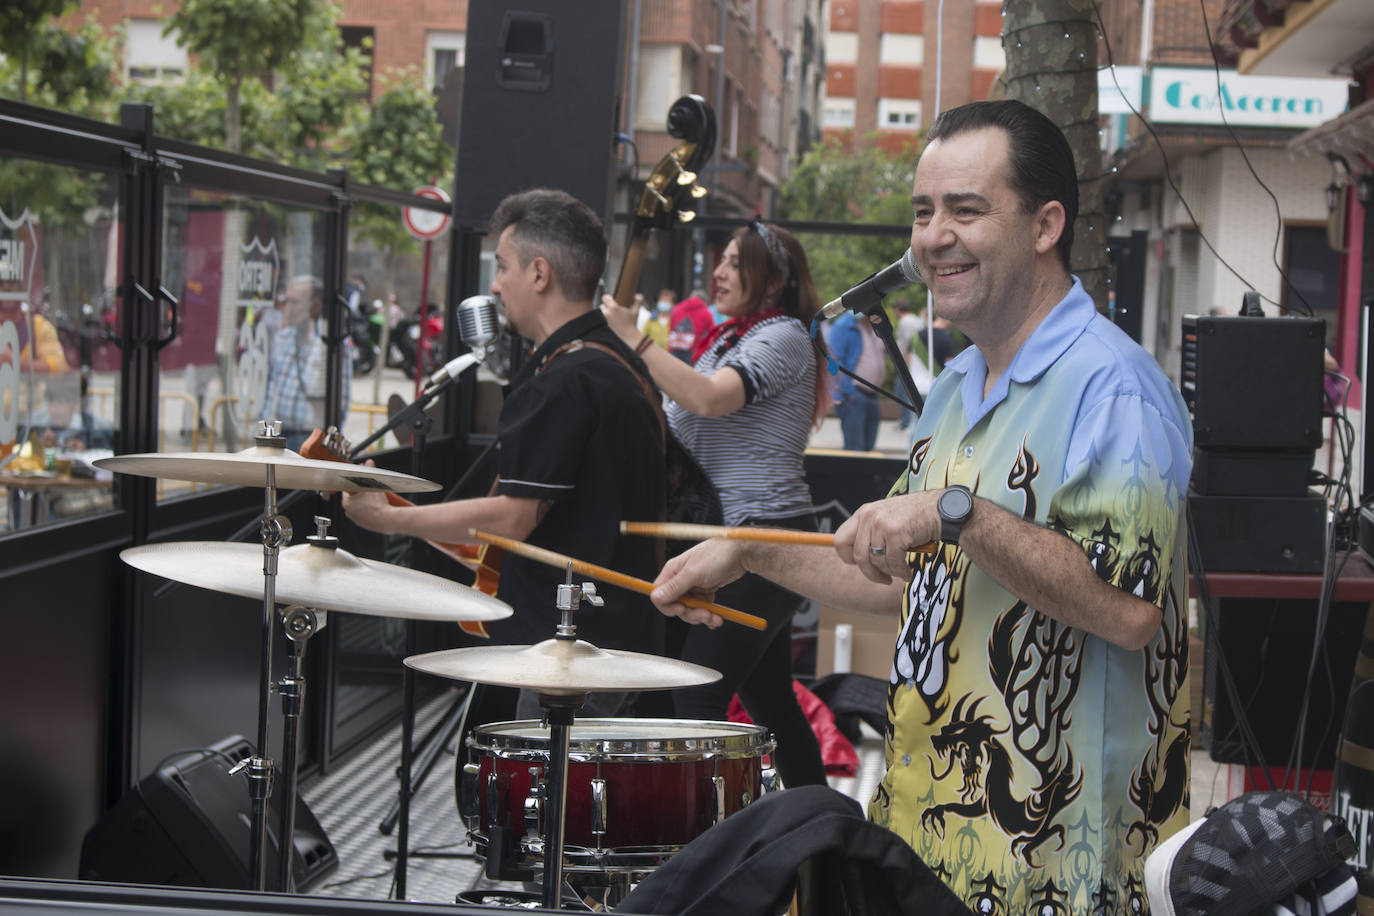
[
  {"left": 95, "top": 445, "right": 439, "bottom": 493},
  {"left": 121, "top": 541, "right": 513, "bottom": 623},
  {"left": 405, "top": 640, "right": 721, "bottom": 695}
]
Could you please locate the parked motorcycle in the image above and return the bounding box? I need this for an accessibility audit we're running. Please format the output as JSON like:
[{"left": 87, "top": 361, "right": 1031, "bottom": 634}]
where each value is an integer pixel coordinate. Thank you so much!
[
  {"left": 348, "top": 300, "right": 381, "bottom": 376},
  {"left": 392, "top": 305, "right": 444, "bottom": 380}
]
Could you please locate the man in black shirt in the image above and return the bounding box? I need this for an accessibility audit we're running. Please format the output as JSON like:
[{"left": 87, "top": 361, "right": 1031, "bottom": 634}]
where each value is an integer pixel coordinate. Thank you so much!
[{"left": 343, "top": 189, "right": 666, "bottom": 715}]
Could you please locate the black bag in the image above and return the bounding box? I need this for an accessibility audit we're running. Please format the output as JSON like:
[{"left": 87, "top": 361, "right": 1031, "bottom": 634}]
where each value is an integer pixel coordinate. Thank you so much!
[{"left": 665, "top": 432, "right": 722, "bottom": 527}]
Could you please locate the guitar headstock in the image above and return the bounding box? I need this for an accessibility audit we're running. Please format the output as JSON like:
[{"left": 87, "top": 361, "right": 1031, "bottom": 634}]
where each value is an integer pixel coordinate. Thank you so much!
[
  {"left": 300, "top": 426, "right": 352, "bottom": 463},
  {"left": 633, "top": 95, "right": 717, "bottom": 234}
]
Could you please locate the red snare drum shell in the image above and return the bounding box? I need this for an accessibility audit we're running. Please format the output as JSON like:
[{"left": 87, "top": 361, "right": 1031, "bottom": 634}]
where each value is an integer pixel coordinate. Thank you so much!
[{"left": 469, "top": 718, "right": 772, "bottom": 854}]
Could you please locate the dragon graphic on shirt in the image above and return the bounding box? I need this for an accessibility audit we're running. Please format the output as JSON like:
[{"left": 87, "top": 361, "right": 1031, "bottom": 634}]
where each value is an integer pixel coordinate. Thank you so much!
[{"left": 910, "top": 440, "right": 1085, "bottom": 865}]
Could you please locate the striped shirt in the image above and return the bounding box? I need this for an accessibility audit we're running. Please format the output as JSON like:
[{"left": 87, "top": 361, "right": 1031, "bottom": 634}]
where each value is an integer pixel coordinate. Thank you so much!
[{"left": 667, "top": 314, "right": 816, "bottom": 525}]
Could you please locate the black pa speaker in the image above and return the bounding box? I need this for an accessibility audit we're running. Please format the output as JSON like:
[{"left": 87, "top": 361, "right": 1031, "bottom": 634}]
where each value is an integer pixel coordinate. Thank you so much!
[
  {"left": 453, "top": 0, "right": 626, "bottom": 230},
  {"left": 78, "top": 736, "right": 337, "bottom": 892},
  {"left": 1201, "top": 597, "right": 1366, "bottom": 768},
  {"left": 1180, "top": 313, "right": 1326, "bottom": 452}
]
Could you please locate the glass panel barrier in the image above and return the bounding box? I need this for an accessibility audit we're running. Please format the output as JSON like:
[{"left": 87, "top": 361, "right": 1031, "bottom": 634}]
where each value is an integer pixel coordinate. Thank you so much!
[
  {"left": 0, "top": 157, "right": 122, "bottom": 531},
  {"left": 156, "top": 187, "right": 335, "bottom": 498}
]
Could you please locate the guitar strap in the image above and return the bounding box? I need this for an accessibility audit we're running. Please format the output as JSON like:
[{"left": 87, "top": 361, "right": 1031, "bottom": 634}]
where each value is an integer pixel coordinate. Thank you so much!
[{"left": 538, "top": 338, "right": 668, "bottom": 567}]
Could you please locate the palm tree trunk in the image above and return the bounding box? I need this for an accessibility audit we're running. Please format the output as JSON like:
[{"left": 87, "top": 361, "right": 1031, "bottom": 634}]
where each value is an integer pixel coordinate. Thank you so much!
[{"left": 1002, "top": 0, "right": 1109, "bottom": 310}]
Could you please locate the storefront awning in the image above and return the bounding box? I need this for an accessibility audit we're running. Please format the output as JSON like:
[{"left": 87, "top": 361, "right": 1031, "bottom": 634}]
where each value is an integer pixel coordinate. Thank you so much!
[{"left": 1287, "top": 96, "right": 1374, "bottom": 164}]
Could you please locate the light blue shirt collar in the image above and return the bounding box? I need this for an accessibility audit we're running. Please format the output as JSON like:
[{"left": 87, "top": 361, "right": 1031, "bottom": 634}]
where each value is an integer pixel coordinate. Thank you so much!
[{"left": 942, "top": 277, "right": 1094, "bottom": 428}]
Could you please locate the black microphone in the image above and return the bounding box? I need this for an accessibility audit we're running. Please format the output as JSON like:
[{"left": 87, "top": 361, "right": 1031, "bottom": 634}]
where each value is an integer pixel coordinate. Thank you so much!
[{"left": 820, "top": 248, "right": 922, "bottom": 319}]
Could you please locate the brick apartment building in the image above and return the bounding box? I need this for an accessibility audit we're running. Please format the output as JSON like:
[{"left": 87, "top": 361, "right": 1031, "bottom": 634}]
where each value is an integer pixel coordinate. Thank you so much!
[
  {"left": 70, "top": 0, "right": 823, "bottom": 222},
  {"left": 821, "top": 0, "right": 1004, "bottom": 151}
]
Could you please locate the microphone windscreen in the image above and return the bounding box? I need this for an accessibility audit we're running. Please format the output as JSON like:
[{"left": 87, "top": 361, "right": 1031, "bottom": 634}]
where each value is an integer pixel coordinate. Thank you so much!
[
  {"left": 898, "top": 248, "right": 922, "bottom": 283},
  {"left": 457, "top": 295, "right": 500, "bottom": 349}
]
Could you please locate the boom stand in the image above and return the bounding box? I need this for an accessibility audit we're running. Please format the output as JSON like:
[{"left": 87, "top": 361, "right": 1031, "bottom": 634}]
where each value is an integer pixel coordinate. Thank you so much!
[{"left": 857, "top": 304, "right": 925, "bottom": 418}]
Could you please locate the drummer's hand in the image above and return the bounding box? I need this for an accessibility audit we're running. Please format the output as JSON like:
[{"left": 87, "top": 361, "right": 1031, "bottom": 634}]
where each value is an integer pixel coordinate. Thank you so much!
[
  {"left": 599, "top": 293, "right": 639, "bottom": 343},
  {"left": 834, "top": 491, "right": 938, "bottom": 584},
  {"left": 650, "top": 540, "right": 747, "bottom": 629},
  {"left": 341, "top": 461, "right": 391, "bottom": 532}
]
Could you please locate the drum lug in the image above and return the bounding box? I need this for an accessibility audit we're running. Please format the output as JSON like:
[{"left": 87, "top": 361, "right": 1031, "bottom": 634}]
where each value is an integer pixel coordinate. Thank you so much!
[
  {"left": 459, "top": 763, "right": 481, "bottom": 825},
  {"left": 711, "top": 775, "right": 727, "bottom": 825},
  {"left": 523, "top": 766, "right": 545, "bottom": 838},
  {"left": 590, "top": 777, "right": 608, "bottom": 839},
  {"left": 486, "top": 772, "right": 503, "bottom": 827},
  {"left": 761, "top": 766, "right": 781, "bottom": 795}
]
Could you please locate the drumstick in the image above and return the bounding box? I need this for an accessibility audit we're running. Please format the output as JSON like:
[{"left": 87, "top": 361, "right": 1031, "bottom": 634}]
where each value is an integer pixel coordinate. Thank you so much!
[
  {"left": 469, "top": 529, "right": 767, "bottom": 631},
  {"left": 620, "top": 521, "right": 938, "bottom": 556},
  {"left": 622, "top": 521, "right": 835, "bottom": 546}
]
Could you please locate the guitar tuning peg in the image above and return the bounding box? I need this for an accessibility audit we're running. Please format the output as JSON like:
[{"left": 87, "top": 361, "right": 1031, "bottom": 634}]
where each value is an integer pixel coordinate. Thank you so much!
[
  {"left": 677, "top": 210, "right": 697, "bottom": 223},
  {"left": 690, "top": 184, "right": 708, "bottom": 199},
  {"left": 676, "top": 169, "right": 697, "bottom": 186}
]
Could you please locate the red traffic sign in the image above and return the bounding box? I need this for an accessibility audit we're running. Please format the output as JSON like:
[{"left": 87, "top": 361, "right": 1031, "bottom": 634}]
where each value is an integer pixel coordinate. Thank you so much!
[{"left": 403, "top": 185, "right": 452, "bottom": 240}]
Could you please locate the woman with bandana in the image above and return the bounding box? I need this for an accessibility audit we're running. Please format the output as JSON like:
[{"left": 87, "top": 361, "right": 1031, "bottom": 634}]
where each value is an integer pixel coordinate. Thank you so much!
[{"left": 603, "top": 220, "right": 829, "bottom": 788}]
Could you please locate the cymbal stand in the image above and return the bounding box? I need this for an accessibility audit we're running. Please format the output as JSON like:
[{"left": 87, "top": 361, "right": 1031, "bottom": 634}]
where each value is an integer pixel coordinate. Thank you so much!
[
  {"left": 535, "top": 566, "right": 601, "bottom": 910},
  {"left": 243, "top": 422, "right": 293, "bottom": 891},
  {"left": 273, "top": 517, "right": 333, "bottom": 892}
]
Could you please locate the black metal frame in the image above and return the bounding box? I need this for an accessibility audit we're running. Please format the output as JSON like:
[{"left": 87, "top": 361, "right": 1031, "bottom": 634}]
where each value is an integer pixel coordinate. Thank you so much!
[{"left": 0, "top": 98, "right": 464, "bottom": 822}]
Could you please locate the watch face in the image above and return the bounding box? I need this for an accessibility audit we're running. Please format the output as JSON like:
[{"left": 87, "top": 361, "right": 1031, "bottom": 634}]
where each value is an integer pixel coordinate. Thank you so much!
[{"left": 941, "top": 485, "right": 973, "bottom": 519}]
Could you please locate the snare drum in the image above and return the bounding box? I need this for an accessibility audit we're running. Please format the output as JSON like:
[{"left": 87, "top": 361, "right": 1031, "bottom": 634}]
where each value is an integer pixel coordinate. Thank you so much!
[{"left": 463, "top": 718, "right": 773, "bottom": 873}]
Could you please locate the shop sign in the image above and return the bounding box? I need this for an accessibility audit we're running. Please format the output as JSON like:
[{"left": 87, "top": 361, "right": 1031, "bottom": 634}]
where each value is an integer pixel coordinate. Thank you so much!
[{"left": 1149, "top": 66, "right": 1349, "bottom": 128}]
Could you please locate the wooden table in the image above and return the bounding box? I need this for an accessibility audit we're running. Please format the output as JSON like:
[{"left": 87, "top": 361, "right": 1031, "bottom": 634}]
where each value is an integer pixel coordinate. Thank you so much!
[{"left": 0, "top": 471, "right": 111, "bottom": 529}]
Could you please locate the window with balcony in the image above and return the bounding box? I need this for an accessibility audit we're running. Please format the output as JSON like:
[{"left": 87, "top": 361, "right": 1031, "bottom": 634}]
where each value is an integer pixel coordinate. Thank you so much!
[
  {"left": 880, "top": 33, "right": 924, "bottom": 64},
  {"left": 878, "top": 97, "right": 921, "bottom": 129},
  {"left": 125, "top": 19, "right": 187, "bottom": 84},
  {"left": 827, "top": 32, "right": 858, "bottom": 63},
  {"left": 823, "top": 98, "right": 856, "bottom": 128},
  {"left": 973, "top": 36, "right": 1005, "bottom": 70},
  {"left": 426, "top": 31, "right": 465, "bottom": 91}
]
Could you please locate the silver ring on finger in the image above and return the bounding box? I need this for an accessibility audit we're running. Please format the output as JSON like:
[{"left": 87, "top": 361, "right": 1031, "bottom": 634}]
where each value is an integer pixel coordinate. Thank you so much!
[{"left": 870, "top": 545, "right": 887, "bottom": 558}]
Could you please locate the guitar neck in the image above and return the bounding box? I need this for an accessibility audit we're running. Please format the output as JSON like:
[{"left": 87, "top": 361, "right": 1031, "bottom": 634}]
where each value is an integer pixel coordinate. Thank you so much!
[{"left": 614, "top": 236, "right": 649, "bottom": 308}]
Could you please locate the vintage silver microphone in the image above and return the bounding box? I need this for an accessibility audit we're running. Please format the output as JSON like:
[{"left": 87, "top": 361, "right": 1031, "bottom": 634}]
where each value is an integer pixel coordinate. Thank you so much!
[{"left": 421, "top": 294, "right": 503, "bottom": 392}]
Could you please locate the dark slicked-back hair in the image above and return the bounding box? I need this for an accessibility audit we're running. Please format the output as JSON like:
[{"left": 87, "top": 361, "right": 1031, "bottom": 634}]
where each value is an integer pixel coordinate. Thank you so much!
[
  {"left": 489, "top": 189, "right": 607, "bottom": 301},
  {"left": 925, "top": 99, "right": 1078, "bottom": 272}
]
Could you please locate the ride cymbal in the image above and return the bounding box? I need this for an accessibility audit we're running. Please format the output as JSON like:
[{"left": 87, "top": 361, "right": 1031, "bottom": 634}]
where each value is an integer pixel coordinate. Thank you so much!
[
  {"left": 95, "top": 445, "right": 439, "bottom": 493},
  {"left": 405, "top": 640, "right": 721, "bottom": 695},
  {"left": 121, "top": 541, "right": 512, "bottom": 623}
]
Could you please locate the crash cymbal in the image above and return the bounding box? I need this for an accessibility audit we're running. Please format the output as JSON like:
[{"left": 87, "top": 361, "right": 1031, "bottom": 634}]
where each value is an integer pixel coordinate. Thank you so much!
[
  {"left": 121, "top": 541, "right": 512, "bottom": 623},
  {"left": 404, "top": 640, "right": 721, "bottom": 695},
  {"left": 95, "top": 445, "right": 440, "bottom": 493}
]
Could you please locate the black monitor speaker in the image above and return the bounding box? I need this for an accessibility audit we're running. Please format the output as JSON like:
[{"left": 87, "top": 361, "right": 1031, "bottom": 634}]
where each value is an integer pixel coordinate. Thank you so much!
[
  {"left": 1180, "top": 313, "right": 1326, "bottom": 452},
  {"left": 78, "top": 736, "right": 337, "bottom": 893},
  {"left": 453, "top": 0, "right": 626, "bottom": 230}
]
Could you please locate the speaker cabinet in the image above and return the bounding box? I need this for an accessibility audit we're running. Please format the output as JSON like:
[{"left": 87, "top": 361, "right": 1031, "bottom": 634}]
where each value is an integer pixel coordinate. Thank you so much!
[
  {"left": 1180, "top": 314, "right": 1326, "bottom": 452},
  {"left": 1201, "top": 597, "right": 1366, "bottom": 768},
  {"left": 79, "top": 736, "right": 337, "bottom": 892},
  {"left": 453, "top": 0, "right": 626, "bottom": 229}
]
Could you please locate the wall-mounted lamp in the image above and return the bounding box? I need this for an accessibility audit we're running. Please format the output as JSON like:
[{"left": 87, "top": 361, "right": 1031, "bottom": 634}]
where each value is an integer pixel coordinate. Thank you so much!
[
  {"left": 1358, "top": 174, "right": 1373, "bottom": 207},
  {"left": 1326, "top": 182, "right": 1344, "bottom": 212}
]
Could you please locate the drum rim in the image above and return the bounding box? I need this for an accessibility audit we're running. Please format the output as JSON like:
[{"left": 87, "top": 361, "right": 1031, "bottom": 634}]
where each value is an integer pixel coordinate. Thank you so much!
[{"left": 468, "top": 717, "right": 774, "bottom": 759}]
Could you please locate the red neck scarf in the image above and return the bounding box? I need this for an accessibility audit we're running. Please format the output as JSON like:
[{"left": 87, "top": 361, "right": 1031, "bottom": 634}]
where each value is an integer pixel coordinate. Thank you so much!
[{"left": 691, "top": 306, "right": 785, "bottom": 364}]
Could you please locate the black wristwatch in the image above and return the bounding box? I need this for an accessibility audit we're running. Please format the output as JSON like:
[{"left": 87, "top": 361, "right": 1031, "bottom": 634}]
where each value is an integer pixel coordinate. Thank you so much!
[{"left": 937, "top": 485, "right": 974, "bottom": 544}]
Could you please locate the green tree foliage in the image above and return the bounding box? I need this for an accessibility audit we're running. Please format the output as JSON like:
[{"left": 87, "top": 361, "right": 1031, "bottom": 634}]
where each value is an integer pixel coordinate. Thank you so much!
[
  {"left": 128, "top": 3, "right": 369, "bottom": 169},
  {"left": 0, "top": 4, "right": 120, "bottom": 232},
  {"left": 776, "top": 134, "right": 926, "bottom": 315},
  {"left": 343, "top": 68, "right": 456, "bottom": 291},
  {"left": 164, "top": 0, "right": 315, "bottom": 152}
]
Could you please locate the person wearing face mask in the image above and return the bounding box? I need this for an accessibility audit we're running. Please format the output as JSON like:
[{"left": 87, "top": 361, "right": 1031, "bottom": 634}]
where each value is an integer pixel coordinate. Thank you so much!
[{"left": 602, "top": 219, "right": 829, "bottom": 789}]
